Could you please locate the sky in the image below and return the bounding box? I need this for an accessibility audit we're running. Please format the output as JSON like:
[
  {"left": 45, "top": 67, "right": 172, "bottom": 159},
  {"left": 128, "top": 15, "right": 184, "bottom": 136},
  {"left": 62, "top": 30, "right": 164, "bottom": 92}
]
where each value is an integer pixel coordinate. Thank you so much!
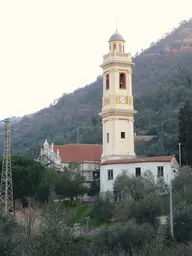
[{"left": 0, "top": 0, "right": 192, "bottom": 120}]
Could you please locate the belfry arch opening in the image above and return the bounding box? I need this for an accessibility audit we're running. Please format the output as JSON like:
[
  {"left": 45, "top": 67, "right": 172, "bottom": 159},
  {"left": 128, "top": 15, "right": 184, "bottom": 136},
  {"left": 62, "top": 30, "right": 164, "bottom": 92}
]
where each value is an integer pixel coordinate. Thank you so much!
[{"left": 119, "top": 73, "right": 126, "bottom": 89}]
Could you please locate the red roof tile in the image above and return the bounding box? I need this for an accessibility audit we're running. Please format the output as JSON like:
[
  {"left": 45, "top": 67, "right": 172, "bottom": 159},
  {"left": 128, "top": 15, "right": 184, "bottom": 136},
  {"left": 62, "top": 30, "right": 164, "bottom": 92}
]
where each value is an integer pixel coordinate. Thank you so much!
[
  {"left": 53, "top": 144, "right": 102, "bottom": 162},
  {"left": 101, "top": 155, "right": 174, "bottom": 165}
]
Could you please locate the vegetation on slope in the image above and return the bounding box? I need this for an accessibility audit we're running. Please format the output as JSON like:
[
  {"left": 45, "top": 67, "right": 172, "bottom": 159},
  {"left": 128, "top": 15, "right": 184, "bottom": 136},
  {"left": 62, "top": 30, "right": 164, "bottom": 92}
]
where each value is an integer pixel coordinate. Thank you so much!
[
  {"left": 0, "top": 156, "right": 87, "bottom": 207},
  {"left": 1, "top": 166, "right": 192, "bottom": 255},
  {"left": 133, "top": 19, "right": 192, "bottom": 96}
]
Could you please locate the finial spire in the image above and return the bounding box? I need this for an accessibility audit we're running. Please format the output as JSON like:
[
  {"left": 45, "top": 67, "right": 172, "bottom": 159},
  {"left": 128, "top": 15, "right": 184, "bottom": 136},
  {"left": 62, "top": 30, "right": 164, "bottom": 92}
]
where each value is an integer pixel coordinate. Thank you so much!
[{"left": 116, "top": 17, "right": 119, "bottom": 32}]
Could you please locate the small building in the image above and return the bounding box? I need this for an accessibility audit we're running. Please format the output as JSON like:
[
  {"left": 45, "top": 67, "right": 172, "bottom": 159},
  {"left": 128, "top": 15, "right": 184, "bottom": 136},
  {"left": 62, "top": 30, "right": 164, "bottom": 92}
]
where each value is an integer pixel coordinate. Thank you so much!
[
  {"left": 100, "top": 156, "right": 179, "bottom": 193},
  {"left": 36, "top": 139, "right": 102, "bottom": 187}
]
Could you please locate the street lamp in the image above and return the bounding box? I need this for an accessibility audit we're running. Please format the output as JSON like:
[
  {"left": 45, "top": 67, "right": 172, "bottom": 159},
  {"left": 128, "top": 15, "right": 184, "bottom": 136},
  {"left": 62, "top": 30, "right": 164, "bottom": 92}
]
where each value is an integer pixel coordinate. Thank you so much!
[
  {"left": 178, "top": 143, "right": 181, "bottom": 167},
  {"left": 169, "top": 180, "right": 174, "bottom": 237}
]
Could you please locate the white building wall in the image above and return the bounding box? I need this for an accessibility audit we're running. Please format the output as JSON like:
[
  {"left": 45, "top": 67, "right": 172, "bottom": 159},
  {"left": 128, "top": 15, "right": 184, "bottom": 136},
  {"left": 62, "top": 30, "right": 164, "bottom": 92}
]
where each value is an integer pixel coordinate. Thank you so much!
[
  {"left": 100, "top": 161, "right": 178, "bottom": 193},
  {"left": 62, "top": 161, "right": 100, "bottom": 182}
]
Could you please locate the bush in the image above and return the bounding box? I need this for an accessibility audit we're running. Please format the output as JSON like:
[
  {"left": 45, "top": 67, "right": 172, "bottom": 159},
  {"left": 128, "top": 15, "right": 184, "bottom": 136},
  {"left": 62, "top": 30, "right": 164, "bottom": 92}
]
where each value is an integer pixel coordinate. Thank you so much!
[
  {"left": 92, "top": 194, "right": 115, "bottom": 222},
  {"left": 173, "top": 203, "right": 192, "bottom": 242},
  {"left": 95, "top": 220, "right": 157, "bottom": 253}
]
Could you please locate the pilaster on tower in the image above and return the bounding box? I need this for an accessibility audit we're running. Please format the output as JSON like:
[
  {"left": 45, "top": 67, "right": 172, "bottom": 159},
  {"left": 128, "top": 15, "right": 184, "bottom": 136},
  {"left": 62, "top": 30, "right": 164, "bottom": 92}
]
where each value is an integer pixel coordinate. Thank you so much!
[{"left": 99, "top": 30, "right": 136, "bottom": 162}]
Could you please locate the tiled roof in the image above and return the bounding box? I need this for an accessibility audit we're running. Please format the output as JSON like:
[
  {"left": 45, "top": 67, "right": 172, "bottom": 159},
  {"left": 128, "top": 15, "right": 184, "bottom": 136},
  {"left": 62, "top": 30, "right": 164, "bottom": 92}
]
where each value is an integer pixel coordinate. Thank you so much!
[
  {"left": 101, "top": 155, "right": 174, "bottom": 165},
  {"left": 53, "top": 144, "right": 102, "bottom": 162}
]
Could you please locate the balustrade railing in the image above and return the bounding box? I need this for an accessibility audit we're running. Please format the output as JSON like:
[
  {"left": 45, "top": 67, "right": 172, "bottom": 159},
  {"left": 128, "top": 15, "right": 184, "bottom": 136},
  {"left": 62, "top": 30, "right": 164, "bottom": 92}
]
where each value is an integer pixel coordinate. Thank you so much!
[{"left": 103, "top": 52, "right": 131, "bottom": 63}]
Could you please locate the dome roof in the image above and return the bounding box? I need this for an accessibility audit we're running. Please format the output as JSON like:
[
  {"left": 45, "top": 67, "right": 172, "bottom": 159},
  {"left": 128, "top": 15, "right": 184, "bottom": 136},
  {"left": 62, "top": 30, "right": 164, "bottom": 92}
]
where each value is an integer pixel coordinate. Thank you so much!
[{"left": 109, "top": 30, "right": 125, "bottom": 42}]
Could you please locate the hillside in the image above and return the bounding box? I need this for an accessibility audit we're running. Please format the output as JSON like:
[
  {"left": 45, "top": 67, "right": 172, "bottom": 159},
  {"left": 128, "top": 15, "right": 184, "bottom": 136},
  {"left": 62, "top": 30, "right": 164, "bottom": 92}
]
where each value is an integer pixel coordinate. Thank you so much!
[
  {"left": 133, "top": 19, "right": 192, "bottom": 96},
  {"left": 1, "top": 19, "right": 192, "bottom": 158}
]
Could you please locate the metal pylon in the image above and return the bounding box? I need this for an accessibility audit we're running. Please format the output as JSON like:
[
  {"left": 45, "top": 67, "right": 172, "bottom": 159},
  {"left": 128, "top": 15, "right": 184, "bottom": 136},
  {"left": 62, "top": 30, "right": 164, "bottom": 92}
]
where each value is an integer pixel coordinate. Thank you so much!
[{"left": 0, "top": 118, "right": 14, "bottom": 214}]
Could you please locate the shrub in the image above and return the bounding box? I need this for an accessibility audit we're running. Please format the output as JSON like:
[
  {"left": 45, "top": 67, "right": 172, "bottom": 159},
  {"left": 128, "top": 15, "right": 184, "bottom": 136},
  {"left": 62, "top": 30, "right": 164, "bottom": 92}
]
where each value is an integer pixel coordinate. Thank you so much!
[
  {"left": 92, "top": 194, "right": 115, "bottom": 222},
  {"left": 95, "top": 220, "right": 157, "bottom": 253}
]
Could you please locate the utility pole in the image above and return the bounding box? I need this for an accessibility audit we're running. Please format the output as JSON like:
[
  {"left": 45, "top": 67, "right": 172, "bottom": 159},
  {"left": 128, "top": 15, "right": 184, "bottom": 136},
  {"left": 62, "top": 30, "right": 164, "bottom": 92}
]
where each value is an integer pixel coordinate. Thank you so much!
[
  {"left": 76, "top": 127, "right": 82, "bottom": 144},
  {"left": 77, "top": 127, "right": 79, "bottom": 143},
  {"left": 85, "top": 216, "right": 90, "bottom": 230},
  {"left": 169, "top": 180, "right": 174, "bottom": 237},
  {"left": 178, "top": 142, "right": 181, "bottom": 166},
  {"left": 0, "top": 118, "right": 14, "bottom": 214}
]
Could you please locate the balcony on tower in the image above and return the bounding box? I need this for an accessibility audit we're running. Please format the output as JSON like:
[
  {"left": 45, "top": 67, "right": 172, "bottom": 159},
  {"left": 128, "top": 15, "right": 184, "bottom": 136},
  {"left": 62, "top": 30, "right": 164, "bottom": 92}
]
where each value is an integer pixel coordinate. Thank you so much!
[{"left": 102, "top": 52, "right": 132, "bottom": 66}]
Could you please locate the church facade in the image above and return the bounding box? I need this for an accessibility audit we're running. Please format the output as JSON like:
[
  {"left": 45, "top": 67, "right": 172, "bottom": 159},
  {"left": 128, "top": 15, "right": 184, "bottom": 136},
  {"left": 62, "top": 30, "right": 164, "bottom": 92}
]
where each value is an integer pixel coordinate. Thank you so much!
[{"left": 36, "top": 30, "right": 179, "bottom": 194}]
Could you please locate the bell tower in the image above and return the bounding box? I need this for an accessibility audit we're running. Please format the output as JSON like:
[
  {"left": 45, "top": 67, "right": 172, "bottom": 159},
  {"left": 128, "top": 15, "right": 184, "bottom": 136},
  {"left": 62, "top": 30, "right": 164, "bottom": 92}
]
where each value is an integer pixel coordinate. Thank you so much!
[{"left": 99, "top": 30, "right": 136, "bottom": 161}]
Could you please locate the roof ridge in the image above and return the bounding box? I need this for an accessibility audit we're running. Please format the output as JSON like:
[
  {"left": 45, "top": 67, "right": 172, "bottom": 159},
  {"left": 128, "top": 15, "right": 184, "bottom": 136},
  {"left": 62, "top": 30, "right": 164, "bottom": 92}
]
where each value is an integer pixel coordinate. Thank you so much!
[
  {"left": 101, "top": 155, "right": 175, "bottom": 165},
  {"left": 54, "top": 143, "right": 102, "bottom": 147}
]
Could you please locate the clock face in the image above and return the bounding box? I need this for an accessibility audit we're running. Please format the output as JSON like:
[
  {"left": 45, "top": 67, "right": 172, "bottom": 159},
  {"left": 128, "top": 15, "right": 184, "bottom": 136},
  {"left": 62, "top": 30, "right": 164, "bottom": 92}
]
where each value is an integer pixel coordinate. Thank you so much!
[{"left": 120, "top": 96, "right": 126, "bottom": 103}]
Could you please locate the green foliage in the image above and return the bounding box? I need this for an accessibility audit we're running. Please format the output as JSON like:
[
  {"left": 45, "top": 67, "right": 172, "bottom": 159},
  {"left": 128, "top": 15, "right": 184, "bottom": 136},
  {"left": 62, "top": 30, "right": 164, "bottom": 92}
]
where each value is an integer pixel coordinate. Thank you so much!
[
  {"left": 0, "top": 212, "right": 17, "bottom": 236},
  {"left": 126, "top": 196, "right": 162, "bottom": 228},
  {"left": 88, "top": 180, "right": 100, "bottom": 196},
  {"left": 97, "top": 220, "right": 157, "bottom": 253},
  {"left": 0, "top": 156, "right": 49, "bottom": 204},
  {"left": 113, "top": 171, "right": 164, "bottom": 228},
  {"left": 114, "top": 170, "right": 156, "bottom": 201},
  {"left": 172, "top": 166, "right": 192, "bottom": 204},
  {"left": 166, "top": 166, "right": 192, "bottom": 243},
  {"left": 0, "top": 193, "right": 192, "bottom": 255},
  {"left": 179, "top": 102, "right": 192, "bottom": 165},
  {"left": 56, "top": 168, "right": 87, "bottom": 200},
  {"left": 173, "top": 203, "right": 192, "bottom": 243},
  {"left": 0, "top": 156, "right": 87, "bottom": 207},
  {"left": 92, "top": 193, "right": 115, "bottom": 222}
]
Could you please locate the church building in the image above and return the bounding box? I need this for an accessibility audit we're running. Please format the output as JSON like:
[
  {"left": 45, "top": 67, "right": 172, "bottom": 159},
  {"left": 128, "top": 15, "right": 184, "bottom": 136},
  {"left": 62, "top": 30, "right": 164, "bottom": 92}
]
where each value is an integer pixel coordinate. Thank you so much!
[
  {"left": 36, "top": 30, "right": 179, "bottom": 194},
  {"left": 36, "top": 140, "right": 102, "bottom": 187},
  {"left": 99, "top": 30, "right": 179, "bottom": 194}
]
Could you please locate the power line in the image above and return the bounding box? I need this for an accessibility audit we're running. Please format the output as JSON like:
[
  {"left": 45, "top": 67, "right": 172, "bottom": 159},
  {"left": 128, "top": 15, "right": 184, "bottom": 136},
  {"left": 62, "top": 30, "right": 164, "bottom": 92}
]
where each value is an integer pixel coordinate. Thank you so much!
[{"left": 0, "top": 118, "right": 14, "bottom": 214}]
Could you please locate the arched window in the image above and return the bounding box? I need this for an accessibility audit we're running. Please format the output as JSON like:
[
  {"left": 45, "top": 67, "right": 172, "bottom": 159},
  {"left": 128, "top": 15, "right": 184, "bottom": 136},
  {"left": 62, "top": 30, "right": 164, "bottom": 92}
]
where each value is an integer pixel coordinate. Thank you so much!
[
  {"left": 113, "top": 44, "right": 116, "bottom": 52},
  {"left": 106, "top": 73, "right": 110, "bottom": 90},
  {"left": 119, "top": 44, "right": 122, "bottom": 52},
  {"left": 119, "top": 73, "right": 126, "bottom": 89}
]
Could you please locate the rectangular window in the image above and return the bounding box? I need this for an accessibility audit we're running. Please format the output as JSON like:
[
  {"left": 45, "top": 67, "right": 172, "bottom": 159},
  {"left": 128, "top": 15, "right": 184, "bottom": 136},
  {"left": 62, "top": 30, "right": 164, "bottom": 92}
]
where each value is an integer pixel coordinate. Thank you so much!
[
  {"left": 106, "top": 133, "right": 109, "bottom": 143},
  {"left": 157, "top": 166, "right": 164, "bottom": 177},
  {"left": 108, "top": 169, "right": 113, "bottom": 180},
  {"left": 121, "top": 132, "right": 125, "bottom": 139},
  {"left": 135, "top": 167, "right": 141, "bottom": 176},
  {"left": 106, "top": 74, "right": 110, "bottom": 90}
]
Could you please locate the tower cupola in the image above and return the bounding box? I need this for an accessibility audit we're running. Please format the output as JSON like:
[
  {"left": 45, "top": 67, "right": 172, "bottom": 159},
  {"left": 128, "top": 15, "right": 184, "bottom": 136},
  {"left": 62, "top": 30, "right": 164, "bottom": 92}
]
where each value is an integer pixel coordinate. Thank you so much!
[{"left": 108, "top": 30, "right": 125, "bottom": 53}]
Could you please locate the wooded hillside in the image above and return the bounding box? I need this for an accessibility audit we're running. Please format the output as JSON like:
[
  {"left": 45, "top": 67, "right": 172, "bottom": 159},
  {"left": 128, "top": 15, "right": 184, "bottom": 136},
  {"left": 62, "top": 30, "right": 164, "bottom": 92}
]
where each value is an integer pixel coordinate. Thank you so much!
[{"left": 1, "top": 19, "right": 192, "bottom": 158}]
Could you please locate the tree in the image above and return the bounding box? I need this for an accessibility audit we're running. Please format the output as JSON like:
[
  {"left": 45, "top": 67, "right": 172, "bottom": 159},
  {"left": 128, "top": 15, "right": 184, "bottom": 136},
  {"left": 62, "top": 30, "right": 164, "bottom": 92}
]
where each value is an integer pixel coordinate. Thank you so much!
[
  {"left": 173, "top": 203, "right": 192, "bottom": 242},
  {"left": 114, "top": 170, "right": 156, "bottom": 201},
  {"left": 92, "top": 193, "right": 115, "bottom": 222},
  {"left": 35, "top": 168, "right": 60, "bottom": 203},
  {"left": 172, "top": 166, "right": 192, "bottom": 204},
  {"left": 10, "top": 156, "right": 46, "bottom": 205},
  {"left": 113, "top": 171, "right": 164, "bottom": 227},
  {"left": 88, "top": 180, "right": 100, "bottom": 196},
  {"left": 178, "top": 102, "right": 192, "bottom": 165},
  {"left": 56, "top": 165, "right": 87, "bottom": 200}
]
